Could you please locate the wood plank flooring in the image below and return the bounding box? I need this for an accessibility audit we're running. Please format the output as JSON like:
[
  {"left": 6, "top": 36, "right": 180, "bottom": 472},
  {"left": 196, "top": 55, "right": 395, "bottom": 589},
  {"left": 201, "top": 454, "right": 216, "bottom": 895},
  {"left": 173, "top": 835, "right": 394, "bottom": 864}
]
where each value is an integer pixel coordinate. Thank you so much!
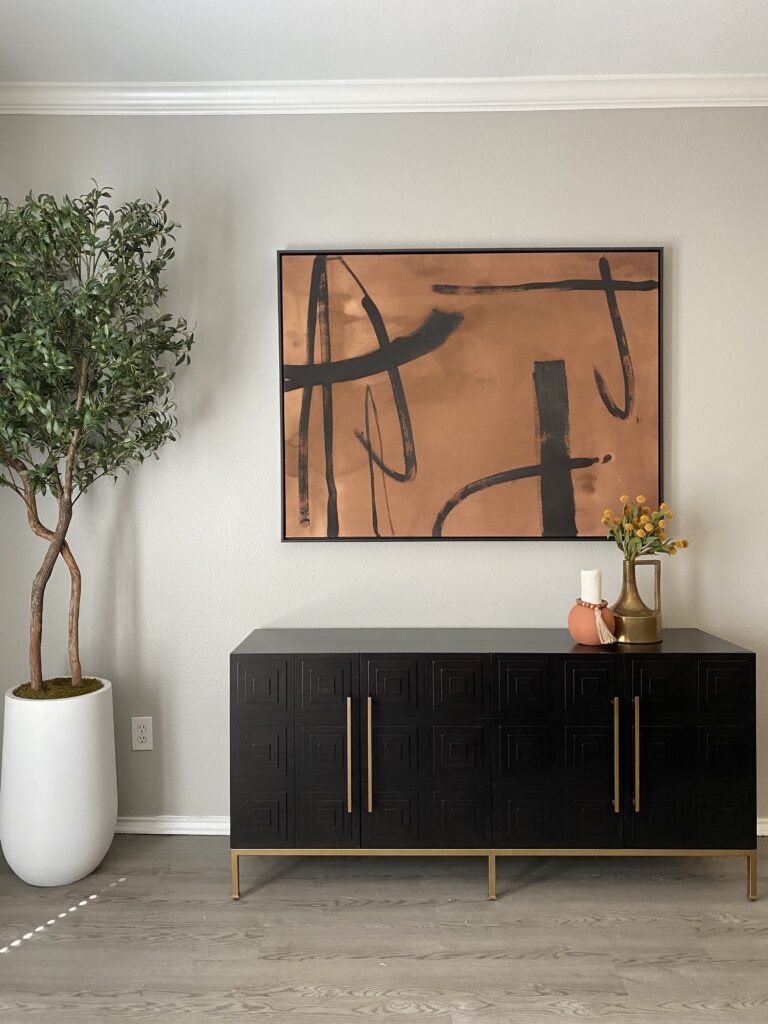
[{"left": 0, "top": 836, "right": 766, "bottom": 1022}]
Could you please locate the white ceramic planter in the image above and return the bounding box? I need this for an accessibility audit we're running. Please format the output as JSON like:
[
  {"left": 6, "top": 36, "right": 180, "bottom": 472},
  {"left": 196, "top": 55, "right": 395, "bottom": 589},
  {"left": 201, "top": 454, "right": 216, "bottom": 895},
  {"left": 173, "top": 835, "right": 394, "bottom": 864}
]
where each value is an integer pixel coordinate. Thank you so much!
[{"left": 0, "top": 679, "right": 117, "bottom": 886}]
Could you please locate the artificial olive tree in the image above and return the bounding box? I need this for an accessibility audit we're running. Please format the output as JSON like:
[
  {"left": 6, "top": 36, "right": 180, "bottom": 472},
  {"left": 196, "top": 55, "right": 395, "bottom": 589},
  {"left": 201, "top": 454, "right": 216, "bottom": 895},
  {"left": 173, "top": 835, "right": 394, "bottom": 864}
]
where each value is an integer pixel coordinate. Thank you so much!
[{"left": 0, "top": 186, "right": 193, "bottom": 691}]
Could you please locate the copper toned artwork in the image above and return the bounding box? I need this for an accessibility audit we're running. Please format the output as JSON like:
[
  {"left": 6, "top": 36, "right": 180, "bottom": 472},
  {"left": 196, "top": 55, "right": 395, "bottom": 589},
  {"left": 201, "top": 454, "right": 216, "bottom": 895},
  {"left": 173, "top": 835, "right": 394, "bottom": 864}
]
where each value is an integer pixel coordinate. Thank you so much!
[{"left": 279, "top": 249, "right": 661, "bottom": 540}]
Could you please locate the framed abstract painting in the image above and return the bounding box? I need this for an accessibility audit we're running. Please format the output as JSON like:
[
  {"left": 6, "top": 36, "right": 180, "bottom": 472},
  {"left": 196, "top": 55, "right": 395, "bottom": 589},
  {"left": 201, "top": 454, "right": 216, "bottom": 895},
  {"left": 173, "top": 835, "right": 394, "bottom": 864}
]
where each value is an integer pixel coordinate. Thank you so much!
[{"left": 279, "top": 248, "right": 662, "bottom": 541}]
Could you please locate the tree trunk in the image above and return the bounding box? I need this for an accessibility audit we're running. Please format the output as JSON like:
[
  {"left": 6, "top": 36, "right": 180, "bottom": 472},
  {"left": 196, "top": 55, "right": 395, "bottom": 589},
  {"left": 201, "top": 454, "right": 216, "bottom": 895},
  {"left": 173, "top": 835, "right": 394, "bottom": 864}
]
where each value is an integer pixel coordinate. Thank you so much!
[
  {"left": 63, "top": 545, "right": 83, "bottom": 686},
  {"left": 28, "top": 502, "right": 72, "bottom": 692},
  {"left": 21, "top": 365, "right": 84, "bottom": 691},
  {"left": 18, "top": 475, "right": 82, "bottom": 688},
  {"left": 29, "top": 578, "right": 45, "bottom": 693}
]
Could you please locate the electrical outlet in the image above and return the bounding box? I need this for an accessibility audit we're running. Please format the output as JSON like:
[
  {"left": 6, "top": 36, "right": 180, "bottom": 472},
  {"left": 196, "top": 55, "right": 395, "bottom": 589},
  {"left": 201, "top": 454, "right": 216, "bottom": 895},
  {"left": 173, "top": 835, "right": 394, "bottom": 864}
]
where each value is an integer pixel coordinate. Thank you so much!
[{"left": 131, "top": 716, "right": 154, "bottom": 751}]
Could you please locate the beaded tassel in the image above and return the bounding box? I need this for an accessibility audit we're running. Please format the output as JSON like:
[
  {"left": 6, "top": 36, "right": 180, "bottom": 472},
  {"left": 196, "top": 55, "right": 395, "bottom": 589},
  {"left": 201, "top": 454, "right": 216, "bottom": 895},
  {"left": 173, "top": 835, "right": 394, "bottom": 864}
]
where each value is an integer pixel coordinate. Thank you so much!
[{"left": 575, "top": 597, "right": 617, "bottom": 645}]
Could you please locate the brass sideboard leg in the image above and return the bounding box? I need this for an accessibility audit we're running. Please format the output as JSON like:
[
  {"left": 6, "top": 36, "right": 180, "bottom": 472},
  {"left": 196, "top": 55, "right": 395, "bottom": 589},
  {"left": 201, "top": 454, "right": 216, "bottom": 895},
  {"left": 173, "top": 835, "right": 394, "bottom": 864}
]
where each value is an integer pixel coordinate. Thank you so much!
[
  {"left": 747, "top": 851, "right": 758, "bottom": 901},
  {"left": 231, "top": 851, "right": 241, "bottom": 900},
  {"left": 487, "top": 855, "right": 497, "bottom": 901}
]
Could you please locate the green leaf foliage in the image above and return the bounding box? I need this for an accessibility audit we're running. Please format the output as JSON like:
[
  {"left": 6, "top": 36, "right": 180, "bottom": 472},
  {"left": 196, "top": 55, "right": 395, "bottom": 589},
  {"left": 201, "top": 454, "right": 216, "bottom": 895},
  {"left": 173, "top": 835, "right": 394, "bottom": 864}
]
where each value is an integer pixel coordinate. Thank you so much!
[{"left": 0, "top": 185, "right": 193, "bottom": 499}]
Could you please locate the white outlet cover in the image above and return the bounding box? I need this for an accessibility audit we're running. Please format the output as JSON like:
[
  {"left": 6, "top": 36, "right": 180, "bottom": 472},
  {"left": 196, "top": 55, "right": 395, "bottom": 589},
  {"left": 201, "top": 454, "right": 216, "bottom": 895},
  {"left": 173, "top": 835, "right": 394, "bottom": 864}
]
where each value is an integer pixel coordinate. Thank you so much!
[{"left": 131, "top": 716, "right": 154, "bottom": 751}]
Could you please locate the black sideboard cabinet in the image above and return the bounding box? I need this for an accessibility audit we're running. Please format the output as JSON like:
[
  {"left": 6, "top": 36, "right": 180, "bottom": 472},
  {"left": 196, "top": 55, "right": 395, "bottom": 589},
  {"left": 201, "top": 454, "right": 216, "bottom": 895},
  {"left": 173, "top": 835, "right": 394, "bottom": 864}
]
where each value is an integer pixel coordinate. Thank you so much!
[{"left": 229, "top": 629, "right": 757, "bottom": 901}]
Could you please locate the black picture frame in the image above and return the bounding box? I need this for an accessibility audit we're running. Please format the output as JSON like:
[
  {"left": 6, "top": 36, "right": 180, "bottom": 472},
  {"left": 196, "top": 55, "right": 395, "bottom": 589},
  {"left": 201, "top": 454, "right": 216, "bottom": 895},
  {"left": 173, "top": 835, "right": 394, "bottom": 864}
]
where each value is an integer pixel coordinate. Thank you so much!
[{"left": 278, "top": 247, "right": 663, "bottom": 542}]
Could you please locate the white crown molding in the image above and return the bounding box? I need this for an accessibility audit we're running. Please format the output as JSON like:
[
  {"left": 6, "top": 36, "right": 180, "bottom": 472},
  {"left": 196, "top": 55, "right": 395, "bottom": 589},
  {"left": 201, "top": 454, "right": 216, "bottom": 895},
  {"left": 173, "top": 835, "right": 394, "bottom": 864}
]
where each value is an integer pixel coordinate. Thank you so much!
[
  {"left": 117, "top": 815, "right": 230, "bottom": 836},
  {"left": 1, "top": 74, "right": 767, "bottom": 116},
  {"left": 116, "top": 815, "right": 767, "bottom": 837}
]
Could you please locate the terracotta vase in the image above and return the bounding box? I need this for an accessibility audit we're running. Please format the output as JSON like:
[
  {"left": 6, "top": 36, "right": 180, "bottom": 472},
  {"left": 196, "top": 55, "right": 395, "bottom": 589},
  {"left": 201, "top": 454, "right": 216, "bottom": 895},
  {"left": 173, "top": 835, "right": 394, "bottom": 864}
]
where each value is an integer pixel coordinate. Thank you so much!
[{"left": 567, "top": 602, "right": 616, "bottom": 646}]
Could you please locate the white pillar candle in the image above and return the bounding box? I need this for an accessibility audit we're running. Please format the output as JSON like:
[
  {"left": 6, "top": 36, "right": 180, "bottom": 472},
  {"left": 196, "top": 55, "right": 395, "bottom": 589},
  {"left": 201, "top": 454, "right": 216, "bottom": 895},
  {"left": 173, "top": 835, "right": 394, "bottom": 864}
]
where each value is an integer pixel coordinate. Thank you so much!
[{"left": 581, "top": 569, "right": 602, "bottom": 605}]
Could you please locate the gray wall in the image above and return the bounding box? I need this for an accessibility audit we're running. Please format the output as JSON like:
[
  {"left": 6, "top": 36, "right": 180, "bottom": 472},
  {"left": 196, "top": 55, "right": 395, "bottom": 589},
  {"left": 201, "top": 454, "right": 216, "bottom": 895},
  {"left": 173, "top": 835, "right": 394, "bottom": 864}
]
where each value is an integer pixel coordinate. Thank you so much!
[{"left": 1, "top": 109, "right": 766, "bottom": 819}]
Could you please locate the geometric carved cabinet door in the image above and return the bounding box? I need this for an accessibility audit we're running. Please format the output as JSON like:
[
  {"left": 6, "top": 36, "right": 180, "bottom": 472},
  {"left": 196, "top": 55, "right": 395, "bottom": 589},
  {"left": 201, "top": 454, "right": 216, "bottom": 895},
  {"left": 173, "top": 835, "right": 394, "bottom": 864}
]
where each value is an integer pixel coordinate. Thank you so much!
[
  {"left": 625, "top": 655, "right": 756, "bottom": 850},
  {"left": 426, "top": 655, "right": 491, "bottom": 847},
  {"left": 295, "top": 656, "right": 360, "bottom": 848},
  {"left": 492, "top": 657, "right": 561, "bottom": 846},
  {"left": 562, "top": 659, "right": 622, "bottom": 848},
  {"left": 624, "top": 657, "right": 694, "bottom": 848},
  {"left": 695, "top": 658, "right": 756, "bottom": 849},
  {"left": 494, "top": 655, "right": 625, "bottom": 849},
  {"left": 361, "top": 657, "right": 423, "bottom": 848},
  {"left": 494, "top": 722, "right": 559, "bottom": 846},
  {"left": 230, "top": 655, "right": 295, "bottom": 848}
]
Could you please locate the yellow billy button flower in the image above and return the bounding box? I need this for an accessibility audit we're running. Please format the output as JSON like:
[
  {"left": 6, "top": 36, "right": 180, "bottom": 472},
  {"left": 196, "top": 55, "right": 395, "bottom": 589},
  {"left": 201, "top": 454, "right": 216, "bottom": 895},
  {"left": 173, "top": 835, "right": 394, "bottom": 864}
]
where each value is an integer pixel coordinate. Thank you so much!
[
  {"left": 680, "top": 539, "right": 689, "bottom": 548},
  {"left": 636, "top": 494, "right": 646, "bottom": 503},
  {"left": 669, "top": 546, "right": 678, "bottom": 555},
  {"left": 660, "top": 502, "right": 669, "bottom": 511},
  {"left": 626, "top": 522, "right": 635, "bottom": 532},
  {"left": 665, "top": 510, "right": 674, "bottom": 518},
  {"left": 612, "top": 517, "right": 621, "bottom": 526},
  {"left": 644, "top": 521, "right": 655, "bottom": 532},
  {"left": 658, "top": 518, "right": 666, "bottom": 527},
  {"left": 639, "top": 514, "right": 650, "bottom": 524},
  {"left": 603, "top": 508, "right": 613, "bottom": 517},
  {"left": 636, "top": 528, "right": 646, "bottom": 538},
  {"left": 620, "top": 494, "right": 630, "bottom": 504}
]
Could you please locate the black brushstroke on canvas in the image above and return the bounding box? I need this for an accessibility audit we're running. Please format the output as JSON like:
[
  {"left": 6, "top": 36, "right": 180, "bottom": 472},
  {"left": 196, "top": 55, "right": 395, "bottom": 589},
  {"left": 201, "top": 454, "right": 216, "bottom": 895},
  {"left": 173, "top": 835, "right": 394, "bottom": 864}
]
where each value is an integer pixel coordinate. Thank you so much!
[
  {"left": 593, "top": 256, "right": 635, "bottom": 420},
  {"left": 289, "top": 254, "right": 463, "bottom": 536},
  {"left": 432, "top": 359, "right": 611, "bottom": 537},
  {"left": 432, "top": 277, "right": 658, "bottom": 295},
  {"left": 283, "top": 309, "right": 463, "bottom": 392},
  {"left": 363, "top": 385, "right": 396, "bottom": 537},
  {"left": 297, "top": 256, "right": 323, "bottom": 525},
  {"left": 432, "top": 258, "right": 655, "bottom": 420},
  {"left": 337, "top": 256, "right": 418, "bottom": 483},
  {"left": 316, "top": 259, "right": 339, "bottom": 537},
  {"left": 533, "top": 360, "right": 578, "bottom": 535}
]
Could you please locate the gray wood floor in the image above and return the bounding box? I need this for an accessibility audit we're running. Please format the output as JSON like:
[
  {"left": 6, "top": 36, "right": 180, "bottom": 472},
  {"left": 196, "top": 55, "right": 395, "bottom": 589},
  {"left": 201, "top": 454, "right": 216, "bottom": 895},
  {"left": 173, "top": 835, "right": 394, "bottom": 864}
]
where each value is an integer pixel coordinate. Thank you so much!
[{"left": 0, "top": 836, "right": 766, "bottom": 1023}]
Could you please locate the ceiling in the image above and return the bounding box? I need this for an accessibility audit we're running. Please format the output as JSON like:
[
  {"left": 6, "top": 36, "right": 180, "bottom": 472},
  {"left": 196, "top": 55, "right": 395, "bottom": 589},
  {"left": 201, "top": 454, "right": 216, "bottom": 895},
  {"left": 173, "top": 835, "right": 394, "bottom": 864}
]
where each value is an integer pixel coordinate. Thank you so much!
[{"left": 1, "top": 0, "right": 766, "bottom": 83}]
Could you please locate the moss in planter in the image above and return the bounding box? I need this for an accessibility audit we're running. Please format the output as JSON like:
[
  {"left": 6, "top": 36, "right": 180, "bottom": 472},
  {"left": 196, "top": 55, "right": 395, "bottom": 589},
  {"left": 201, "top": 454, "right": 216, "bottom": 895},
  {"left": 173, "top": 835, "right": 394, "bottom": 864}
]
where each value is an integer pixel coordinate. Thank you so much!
[{"left": 13, "top": 677, "right": 104, "bottom": 700}]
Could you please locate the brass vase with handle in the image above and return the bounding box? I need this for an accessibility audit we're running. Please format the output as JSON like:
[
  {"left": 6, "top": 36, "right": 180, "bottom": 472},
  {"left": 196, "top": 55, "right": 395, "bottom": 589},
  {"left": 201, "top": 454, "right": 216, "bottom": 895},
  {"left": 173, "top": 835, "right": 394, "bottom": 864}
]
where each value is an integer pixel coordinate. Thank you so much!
[{"left": 611, "top": 559, "right": 662, "bottom": 644}]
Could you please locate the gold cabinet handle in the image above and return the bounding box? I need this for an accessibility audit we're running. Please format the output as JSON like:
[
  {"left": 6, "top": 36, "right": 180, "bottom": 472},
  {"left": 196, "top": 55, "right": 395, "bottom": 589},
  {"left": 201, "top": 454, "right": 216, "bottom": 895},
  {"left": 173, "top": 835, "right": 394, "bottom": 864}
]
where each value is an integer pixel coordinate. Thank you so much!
[
  {"left": 612, "top": 697, "right": 620, "bottom": 813},
  {"left": 633, "top": 695, "right": 641, "bottom": 813},
  {"left": 367, "top": 696, "right": 373, "bottom": 813},
  {"left": 346, "top": 696, "right": 352, "bottom": 814}
]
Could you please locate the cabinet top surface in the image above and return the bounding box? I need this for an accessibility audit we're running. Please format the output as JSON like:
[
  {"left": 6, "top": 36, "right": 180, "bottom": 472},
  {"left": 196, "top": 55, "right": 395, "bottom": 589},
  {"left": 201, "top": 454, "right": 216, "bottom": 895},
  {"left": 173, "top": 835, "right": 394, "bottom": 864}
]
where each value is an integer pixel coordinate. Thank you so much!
[{"left": 232, "top": 628, "right": 752, "bottom": 657}]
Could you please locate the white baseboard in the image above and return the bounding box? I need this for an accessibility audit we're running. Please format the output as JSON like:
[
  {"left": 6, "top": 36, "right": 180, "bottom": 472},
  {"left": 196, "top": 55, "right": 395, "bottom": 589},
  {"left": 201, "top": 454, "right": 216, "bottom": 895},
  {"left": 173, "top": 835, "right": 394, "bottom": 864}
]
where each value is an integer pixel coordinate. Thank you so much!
[
  {"left": 116, "top": 815, "right": 230, "bottom": 836},
  {"left": 117, "top": 815, "right": 768, "bottom": 838}
]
